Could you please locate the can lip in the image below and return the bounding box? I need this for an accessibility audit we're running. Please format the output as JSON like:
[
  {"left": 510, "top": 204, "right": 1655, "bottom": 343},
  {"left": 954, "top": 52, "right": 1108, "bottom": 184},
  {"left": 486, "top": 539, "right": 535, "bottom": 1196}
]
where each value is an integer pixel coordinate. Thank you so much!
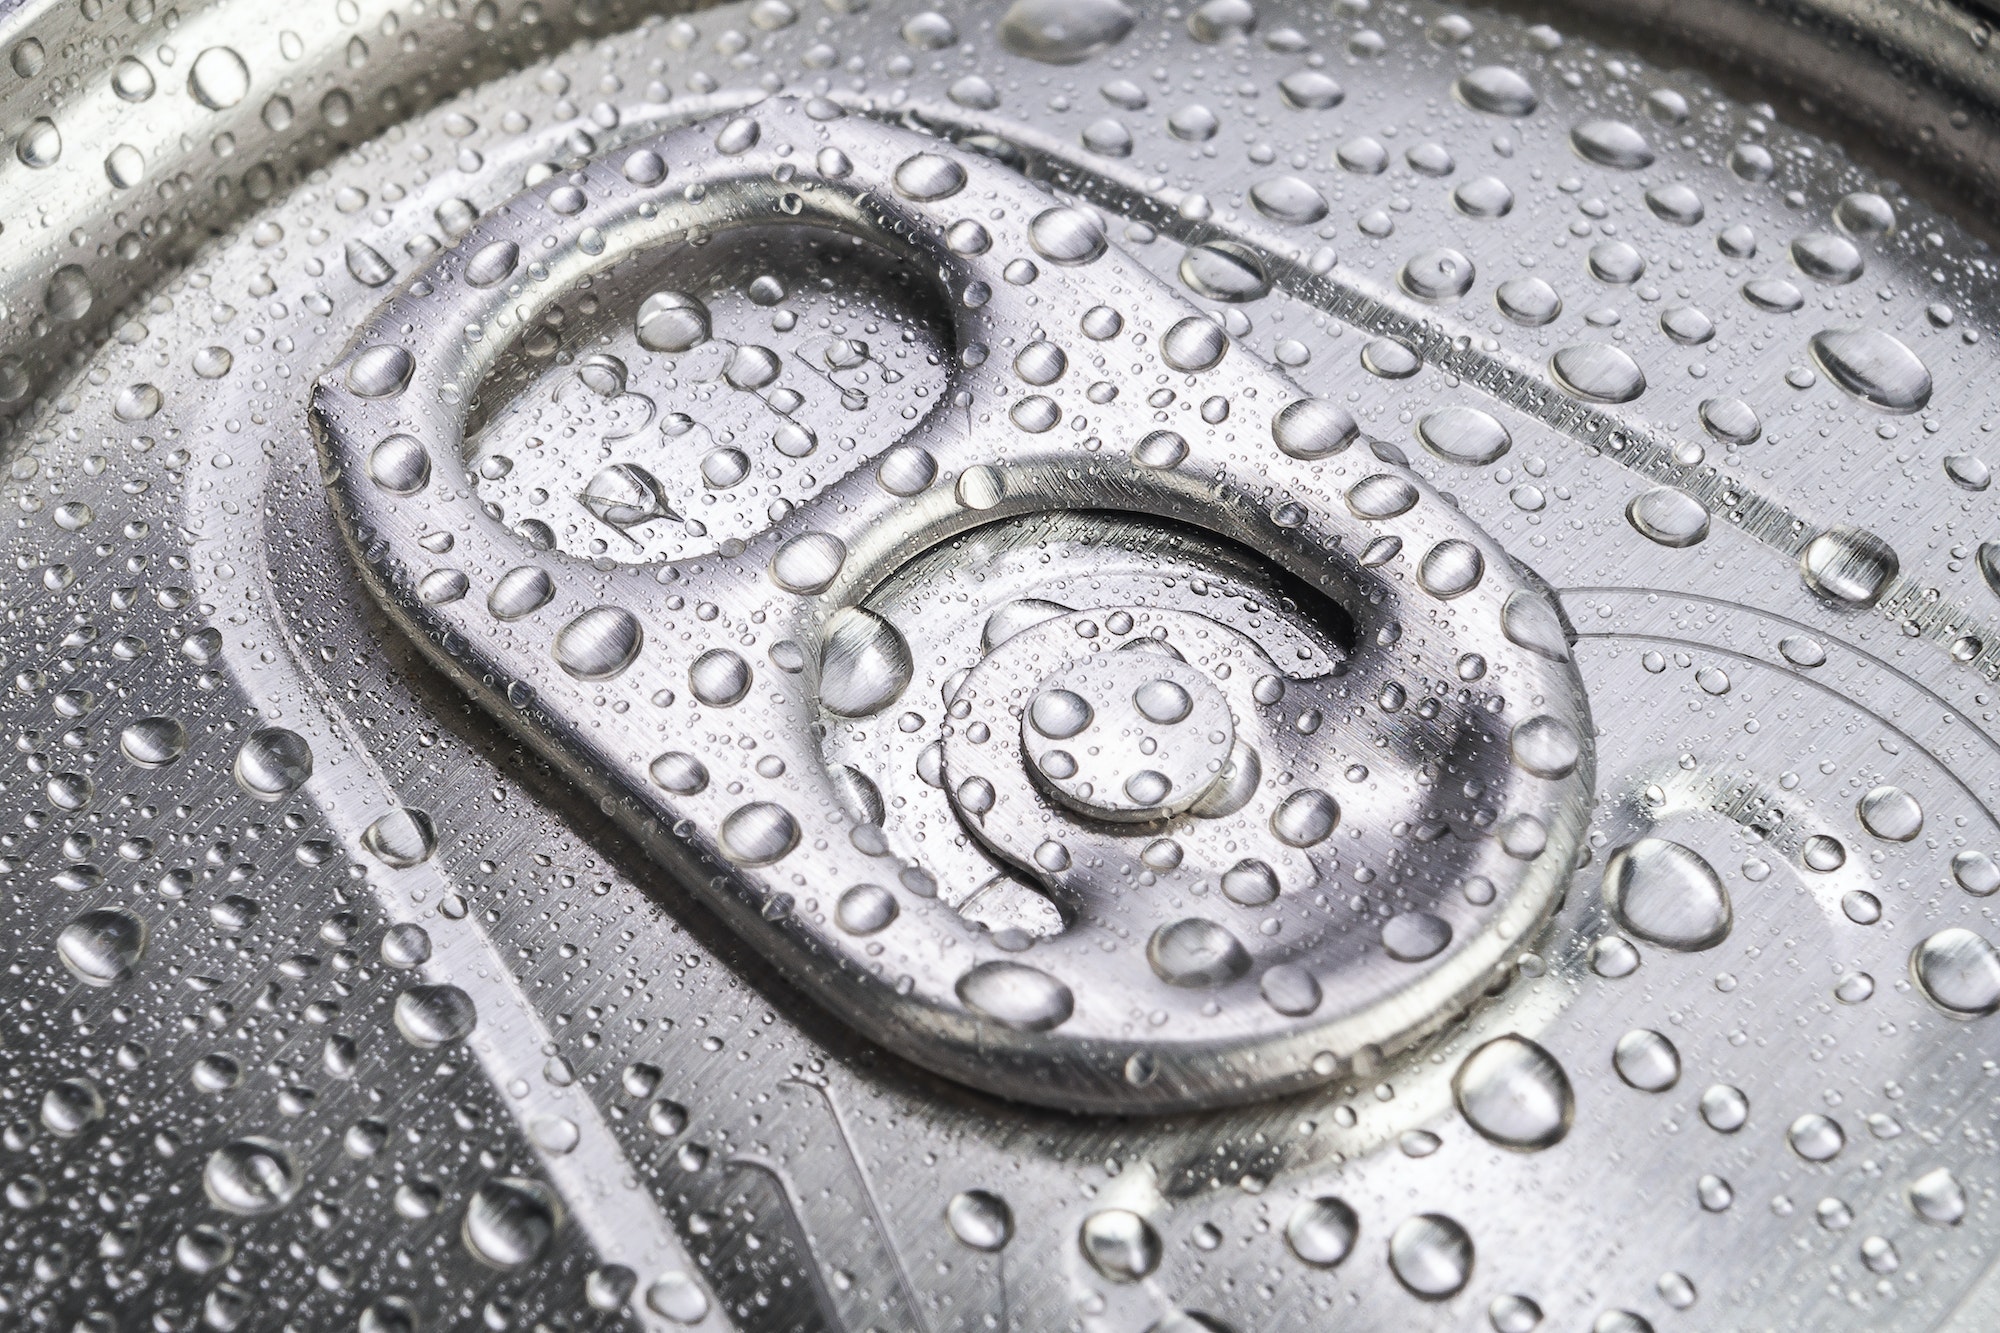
[{"left": 311, "top": 98, "right": 1596, "bottom": 1114}]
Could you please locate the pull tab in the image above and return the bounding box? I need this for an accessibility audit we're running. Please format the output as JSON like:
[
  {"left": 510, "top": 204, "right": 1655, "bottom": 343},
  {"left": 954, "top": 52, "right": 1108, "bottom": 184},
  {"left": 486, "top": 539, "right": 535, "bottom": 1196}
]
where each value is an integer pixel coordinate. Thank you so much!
[{"left": 310, "top": 98, "right": 1594, "bottom": 1113}]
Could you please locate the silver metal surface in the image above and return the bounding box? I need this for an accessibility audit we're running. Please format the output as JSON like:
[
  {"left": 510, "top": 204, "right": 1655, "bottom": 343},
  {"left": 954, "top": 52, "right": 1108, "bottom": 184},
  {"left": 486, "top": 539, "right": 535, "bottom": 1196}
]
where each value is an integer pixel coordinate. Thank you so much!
[{"left": 3, "top": 0, "right": 2000, "bottom": 1330}]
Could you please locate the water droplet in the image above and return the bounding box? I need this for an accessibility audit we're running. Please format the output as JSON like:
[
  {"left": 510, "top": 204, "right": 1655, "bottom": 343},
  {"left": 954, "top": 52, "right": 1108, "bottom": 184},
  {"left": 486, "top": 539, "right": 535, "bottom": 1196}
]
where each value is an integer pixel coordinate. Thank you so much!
[
  {"left": 203, "top": 1138, "right": 300, "bottom": 1215},
  {"left": 489, "top": 566, "right": 554, "bottom": 621},
  {"left": 1509, "top": 715, "right": 1582, "bottom": 780},
  {"left": 1455, "top": 66, "right": 1538, "bottom": 116},
  {"left": 57, "top": 908, "right": 147, "bottom": 986},
  {"left": 1400, "top": 247, "right": 1475, "bottom": 302},
  {"left": 893, "top": 152, "right": 966, "bottom": 201},
  {"left": 1346, "top": 474, "right": 1419, "bottom": 519},
  {"left": 1912, "top": 928, "right": 2000, "bottom": 1017},
  {"left": 956, "top": 961, "right": 1074, "bottom": 1030},
  {"left": 368, "top": 435, "right": 431, "bottom": 494},
  {"left": 1180, "top": 241, "right": 1270, "bottom": 302},
  {"left": 645, "top": 1272, "right": 711, "bottom": 1324},
  {"left": 1613, "top": 1029, "right": 1680, "bottom": 1091},
  {"left": 836, "top": 883, "right": 898, "bottom": 935},
  {"left": 1388, "top": 1213, "right": 1474, "bottom": 1299},
  {"left": 1645, "top": 183, "right": 1705, "bottom": 225},
  {"left": 1489, "top": 1294, "right": 1545, "bottom": 1332},
  {"left": 1799, "top": 526, "right": 1898, "bottom": 607},
  {"left": 554, "top": 607, "right": 643, "bottom": 680},
  {"left": 819, "top": 608, "right": 913, "bottom": 717},
  {"left": 1570, "top": 118, "right": 1654, "bottom": 169},
  {"left": 362, "top": 808, "right": 437, "bottom": 868},
  {"left": 462, "top": 1178, "right": 561, "bottom": 1268},
  {"left": 1623, "top": 487, "right": 1709, "bottom": 547},
  {"left": 1148, "top": 918, "right": 1250, "bottom": 986},
  {"left": 188, "top": 47, "right": 251, "bottom": 110},
  {"left": 1495, "top": 277, "right": 1561, "bottom": 325},
  {"left": 1454, "top": 1035, "right": 1574, "bottom": 1150},
  {"left": 1953, "top": 851, "right": 2000, "bottom": 897},
  {"left": 1162, "top": 317, "right": 1229, "bottom": 371},
  {"left": 1603, "top": 839, "right": 1730, "bottom": 951},
  {"left": 1419, "top": 540, "right": 1485, "bottom": 598},
  {"left": 1808, "top": 328, "right": 1932, "bottom": 413},
  {"left": 770, "top": 532, "right": 847, "bottom": 595},
  {"left": 1788, "top": 1113, "right": 1846, "bottom": 1161},
  {"left": 721, "top": 803, "right": 799, "bottom": 865},
  {"left": 1080, "top": 1200, "right": 1160, "bottom": 1280},
  {"left": 1259, "top": 963, "right": 1321, "bottom": 1015},
  {"left": 1284, "top": 1196, "right": 1358, "bottom": 1266},
  {"left": 1791, "top": 232, "right": 1864, "bottom": 284},
  {"left": 1250, "top": 175, "right": 1329, "bottom": 225},
  {"left": 1551, "top": 343, "right": 1646, "bottom": 402},
  {"left": 1383, "top": 912, "right": 1452, "bottom": 962},
  {"left": 1271, "top": 789, "right": 1338, "bottom": 846},
  {"left": 1270, "top": 398, "right": 1357, "bottom": 460},
  {"left": 1186, "top": 0, "right": 1257, "bottom": 44},
  {"left": 1910, "top": 1167, "right": 1967, "bottom": 1225},
  {"left": 465, "top": 240, "right": 520, "bottom": 288},
  {"left": 346, "top": 345, "right": 415, "bottom": 398},
  {"left": 1278, "top": 71, "right": 1344, "bottom": 109},
  {"left": 1698, "top": 397, "right": 1761, "bottom": 446},
  {"left": 1857, "top": 785, "right": 1922, "bottom": 841},
  {"left": 1836, "top": 191, "right": 1896, "bottom": 236},
  {"left": 120, "top": 716, "right": 188, "bottom": 767},
  {"left": 999, "top": 0, "right": 1136, "bottom": 62},
  {"left": 1700, "top": 1083, "right": 1750, "bottom": 1132},
  {"left": 394, "top": 984, "right": 477, "bottom": 1047},
  {"left": 636, "top": 291, "right": 711, "bottom": 352},
  {"left": 234, "top": 728, "right": 314, "bottom": 801},
  {"left": 1419, "top": 406, "right": 1511, "bottom": 465},
  {"left": 946, "top": 1190, "right": 1014, "bottom": 1249},
  {"left": 1454, "top": 175, "right": 1516, "bottom": 218}
]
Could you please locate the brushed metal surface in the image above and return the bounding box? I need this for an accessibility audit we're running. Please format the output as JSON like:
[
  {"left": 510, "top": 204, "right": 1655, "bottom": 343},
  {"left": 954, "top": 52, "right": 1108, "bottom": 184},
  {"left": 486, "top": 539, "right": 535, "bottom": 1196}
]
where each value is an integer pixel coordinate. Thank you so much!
[{"left": 1, "top": 1, "right": 1998, "bottom": 1330}]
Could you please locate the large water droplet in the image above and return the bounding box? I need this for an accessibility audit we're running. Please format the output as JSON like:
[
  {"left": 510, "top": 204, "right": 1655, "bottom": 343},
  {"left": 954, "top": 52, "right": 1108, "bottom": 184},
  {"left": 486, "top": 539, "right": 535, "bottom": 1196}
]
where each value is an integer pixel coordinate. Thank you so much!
[
  {"left": 636, "top": 291, "right": 712, "bottom": 352},
  {"left": 1388, "top": 1213, "right": 1474, "bottom": 1299},
  {"left": 363, "top": 808, "right": 438, "bottom": 868},
  {"left": 1509, "top": 715, "right": 1581, "bottom": 779},
  {"left": 57, "top": 908, "right": 148, "bottom": 986},
  {"left": 1909, "top": 1167, "right": 1967, "bottom": 1225},
  {"left": 1603, "top": 839, "right": 1731, "bottom": 951},
  {"left": 489, "top": 566, "right": 555, "bottom": 621},
  {"left": 1271, "top": 788, "right": 1338, "bottom": 846},
  {"left": 1454, "top": 1035, "right": 1574, "bottom": 1150},
  {"left": 1419, "top": 406, "right": 1511, "bottom": 465},
  {"left": 1788, "top": 1113, "right": 1845, "bottom": 1161},
  {"left": 1551, "top": 343, "right": 1646, "bottom": 402},
  {"left": 462, "top": 1178, "right": 561, "bottom": 1268},
  {"left": 395, "top": 984, "right": 478, "bottom": 1046},
  {"left": 1180, "top": 242, "right": 1270, "bottom": 302},
  {"left": 892, "top": 152, "right": 966, "bottom": 201},
  {"left": 819, "top": 607, "right": 913, "bottom": 717},
  {"left": 554, "top": 607, "right": 643, "bottom": 680},
  {"left": 1613, "top": 1029, "right": 1681, "bottom": 1091},
  {"left": 1857, "top": 785, "right": 1922, "bottom": 841},
  {"left": 1912, "top": 928, "right": 2000, "bottom": 1017},
  {"left": 946, "top": 1190, "right": 1014, "bottom": 1249},
  {"left": 368, "top": 435, "right": 431, "bottom": 495},
  {"left": 1148, "top": 918, "right": 1250, "bottom": 986},
  {"left": 187, "top": 46, "right": 251, "bottom": 110},
  {"left": 1028, "top": 207, "right": 1107, "bottom": 265},
  {"left": 465, "top": 240, "right": 520, "bottom": 288},
  {"left": 1250, "top": 176, "right": 1329, "bottom": 225},
  {"left": 204, "top": 1138, "right": 300, "bottom": 1215},
  {"left": 1808, "top": 328, "right": 1932, "bottom": 413},
  {"left": 1791, "top": 232, "right": 1864, "bottom": 284},
  {"left": 1570, "top": 118, "right": 1654, "bottom": 169},
  {"left": 999, "top": 0, "right": 1136, "bottom": 64},
  {"left": 1799, "top": 526, "right": 1898, "bottom": 607},
  {"left": 956, "top": 961, "right": 1074, "bottom": 1030},
  {"left": 1626, "top": 488, "right": 1709, "bottom": 547},
  {"left": 1079, "top": 1208, "right": 1162, "bottom": 1281},
  {"left": 1272, "top": 398, "right": 1357, "bottom": 459},
  {"left": 721, "top": 803, "right": 799, "bottom": 865},
  {"left": 1418, "top": 540, "right": 1485, "bottom": 598},
  {"left": 346, "top": 345, "right": 415, "bottom": 398},
  {"left": 1162, "top": 317, "right": 1228, "bottom": 371},
  {"left": 1455, "top": 66, "right": 1537, "bottom": 116},
  {"left": 1284, "top": 1196, "right": 1358, "bottom": 1266},
  {"left": 234, "top": 728, "right": 314, "bottom": 801},
  {"left": 1400, "top": 247, "right": 1475, "bottom": 302},
  {"left": 120, "top": 715, "right": 188, "bottom": 767}
]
